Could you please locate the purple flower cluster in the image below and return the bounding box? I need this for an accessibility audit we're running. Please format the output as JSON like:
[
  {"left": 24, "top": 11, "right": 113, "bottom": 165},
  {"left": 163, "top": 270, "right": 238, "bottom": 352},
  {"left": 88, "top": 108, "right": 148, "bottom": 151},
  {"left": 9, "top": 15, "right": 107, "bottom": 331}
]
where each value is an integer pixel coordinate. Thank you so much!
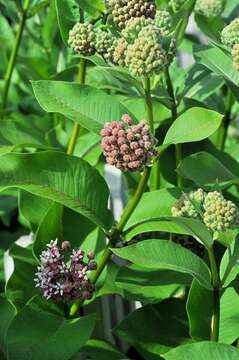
[
  {"left": 34, "top": 240, "right": 97, "bottom": 302},
  {"left": 101, "top": 114, "right": 156, "bottom": 172}
]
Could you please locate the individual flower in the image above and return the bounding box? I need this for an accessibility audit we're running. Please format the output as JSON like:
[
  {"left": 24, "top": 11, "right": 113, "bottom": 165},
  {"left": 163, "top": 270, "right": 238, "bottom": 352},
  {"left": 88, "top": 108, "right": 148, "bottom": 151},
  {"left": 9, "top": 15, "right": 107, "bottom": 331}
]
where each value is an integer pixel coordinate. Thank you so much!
[
  {"left": 35, "top": 240, "right": 97, "bottom": 302},
  {"left": 108, "top": 0, "right": 156, "bottom": 29},
  {"left": 125, "top": 25, "right": 167, "bottom": 77},
  {"left": 194, "top": 0, "right": 224, "bottom": 18},
  {"left": 68, "top": 22, "right": 96, "bottom": 56},
  {"left": 95, "top": 28, "right": 117, "bottom": 62},
  {"left": 101, "top": 114, "right": 156, "bottom": 172},
  {"left": 232, "top": 43, "right": 239, "bottom": 71},
  {"left": 221, "top": 18, "right": 239, "bottom": 49},
  {"left": 155, "top": 10, "right": 172, "bottom": 36}
]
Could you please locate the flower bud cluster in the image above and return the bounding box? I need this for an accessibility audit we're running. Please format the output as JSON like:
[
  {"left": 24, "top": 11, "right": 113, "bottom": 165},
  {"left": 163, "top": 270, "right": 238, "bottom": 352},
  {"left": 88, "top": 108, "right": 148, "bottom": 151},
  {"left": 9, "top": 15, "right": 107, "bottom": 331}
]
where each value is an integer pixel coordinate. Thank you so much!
[
  {"left": 122, "top": 16, "right": 154, "bottom": 43},
  {"left": 155, "top": 10, "right": 172, "bottom": 36},
  {"left": 34, "top": 240, "right": 97, "bottom": 302},
  {"left": 171, "top": 188, "right": 205, "bottom": 218},
  {"left": 68, "top": 23, "right": 96, "bottom": 56},
  {"left": 221, "top": 18, "right": 239, "bottom": 49},
  {"left": 203, "top": 191, "right": 239, "bottom": 232},
  {"left": 108, "top": 0, "right": 156, "bottom": 29},
  {"left": 113, "top": 37, "right": 128, "bottom": 66},
  {"left": 101, "top": 114, "right": 156, "bottom": 172},
  {"left": 172, "top": 189, "right": 239, "bottom": 234},
  {"left": 95, "top": 28, "right": 117, "bottom": 62},
  {"left": 125, "top": 25, "right": 167, "bottom": 77},
  {"left": 195, "top": 0, "right": 224, "bottom": 18},
  {"left": 232, "top": 44, "right": 239, "bottom": 71}
]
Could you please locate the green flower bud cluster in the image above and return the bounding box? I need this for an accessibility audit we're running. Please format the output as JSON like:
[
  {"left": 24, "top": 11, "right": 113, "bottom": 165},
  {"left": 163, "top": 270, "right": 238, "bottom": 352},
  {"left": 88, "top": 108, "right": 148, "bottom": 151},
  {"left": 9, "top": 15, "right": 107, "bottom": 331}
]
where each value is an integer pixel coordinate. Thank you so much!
[
  {"left": 221, "top": 18, "right": 239, "bottom": 49},
  {"left": 171, "top": 188, "right": 205, "bottom": 218},
  {"left": 68, "top": 23, "right": 96, "bottom": 56},
  {"left": 203, "top": 191, "right": 239, "bottom": 232},
  {"left": 113, "top": 37, "right": 128, "bottom": 66},
  {"left": 169, "top": 0, "right": 186, "bottom": 12},
  {"left": 195, "top": 0, "right": 224, "bottom": 18},
  {"left": 232, "top": 44, "right": 239, "bottom": 71},
  {"left": 155, "top": 10, "right": 172, "bottom": 36},
  {"left": 95, "top": 28, "right": 117, "bottom": 62},
  {"left": 108, "top": 0, "right": 156, "bottom": 29},
  {"left": 125, "top": 25, "right": 167, "bottom": 77},
  {"left": 122, "top": 16, "right": 154, "bottom": 43},
  {"left": 172, "top": 189, "right": 239, "bottom": 234}
]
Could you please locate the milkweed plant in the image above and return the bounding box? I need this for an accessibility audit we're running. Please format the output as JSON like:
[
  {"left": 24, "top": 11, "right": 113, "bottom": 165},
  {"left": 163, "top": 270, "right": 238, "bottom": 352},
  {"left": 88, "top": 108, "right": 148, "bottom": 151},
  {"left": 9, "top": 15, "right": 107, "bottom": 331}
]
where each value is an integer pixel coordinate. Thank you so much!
[{"left": 0, "top": 0, "right": 239, "bottom": 359}]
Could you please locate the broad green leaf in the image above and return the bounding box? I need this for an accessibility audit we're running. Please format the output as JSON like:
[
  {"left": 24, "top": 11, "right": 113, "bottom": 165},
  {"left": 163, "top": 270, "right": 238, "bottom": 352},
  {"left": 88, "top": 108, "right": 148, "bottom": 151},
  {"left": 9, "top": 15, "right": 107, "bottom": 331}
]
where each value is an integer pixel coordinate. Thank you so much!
[
  {"left": 115, "top": 299, "right": 189, "bottom": 358},
  {"left": 194, "top": 44, "right": 239, "bottom": 87},
  {"left": 116, "top": 265, "right": 191, "bottom": 304},
  {"left": 81, "top": 339, "right": 130, "bottom": 360},
  {"left": 124, "top": 188, "right": 182, "bottom": 232},
  {"left": 165, "top": 217, "right": 213, "bottom": 248},
  {"left": 0, "top": 296, "right": 16, "bottom": 358},
  {"left": 6, "top": 245, "right": 37, "bottom": 310},
  {"left": 177, "top": 151, "right": 238, "bottom": 188},
  {"left": 76, "top": 0, "right": 105, "bottom": 15},
  {"left": 112, "top": 240, "right": 212, "bottom": 289},
  {"left": 32, "top": 81, "right": 132, "bottom": 133},
  {"left": 0, "top": 152, "right": 110, "bottom": 230},
  {"left": 219, "top": 287, "right": 239, "bottom": 344},
  {"left": 55, "top": 0, "right": 80, "bottom": 44},
  {"left": 34, "top": 203, "right": 63, "bottom": 258},
  {"left": 163, "top": 107, "right": 223, "bottom": 145},
  {"left": 163, "top": 341, "right": 239, "bottom": 360},
  {"left": 194, "top": 14, "right": 224, "bottom": 43},
  {"left": 186, "top": 279, "right": 213, "bottom": 341},
  {"left": 6, "top": 297, "right": 96, "bottom": 360},
  {"left": 220, "top": 237, "right": 239, "bottom": 287}
]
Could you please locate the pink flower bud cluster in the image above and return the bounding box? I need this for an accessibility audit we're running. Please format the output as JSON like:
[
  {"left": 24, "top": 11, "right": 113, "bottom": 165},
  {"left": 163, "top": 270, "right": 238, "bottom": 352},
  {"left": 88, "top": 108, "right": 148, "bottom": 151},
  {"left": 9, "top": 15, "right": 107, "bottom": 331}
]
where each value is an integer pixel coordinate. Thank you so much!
[
  {"left": 101, "top": 114, "right": 156, "bottom": 172},
  {"left": 34, "top": 240, "right": 97, "bottom": 302}
]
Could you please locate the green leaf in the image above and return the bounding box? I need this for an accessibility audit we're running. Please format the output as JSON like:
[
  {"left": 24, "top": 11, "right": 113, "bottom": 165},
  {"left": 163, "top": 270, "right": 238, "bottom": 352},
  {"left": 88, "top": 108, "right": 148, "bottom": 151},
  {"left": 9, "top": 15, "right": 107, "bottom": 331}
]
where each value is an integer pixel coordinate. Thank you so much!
[
  {"left": 34, "top": 203, "right": 63, "bottom": 258},
  {"left": 0, "top": 152, "right": 110, "bottom": 230},
  {"left": 163, "top": 341, "right": 239, "bottom": 360},
  {"left": 177, "top": 151, "right": 238, "bottom": 188},
  {"left": 186, "top": 279, "right": 213, "bottom": 341},
  {"left": 76, "top": 0, "right": 105, "bottom": 15},
  {"left": 32, "top": 81, "right": 132, "bottom": 133},
  {"left": 112, "top": 240, "right": 212, "bottom": 289},
  {"left": 194, "top": 44, "right": 239, "bottom": 87},
  {"left": 116, "top": 265, "right": 191, "bottom": 304},
  {"left": 115, "top": 299, "right": 189, "bottom": 358},
  {"left": 6, "top": 297, "right": 96, "bottom": 360},
  {"left": 163, "top": 107, "right": 223, "bottom": 145},
  {"left": 124, "top": 188, "right": 182, "bottom": 232},
  {"left": 55, "top": 0, "right": 80, "bottom": 44},
  {"left": 220, "top": 237, "right": 239, "bottom": 287},
  {"left": 81, "top": 339, "right": 130, "bottom": 360},
  {"left": 6, "top": 245, "right": 37, "bottom": 310},
  {"left": 165, "top": 217, "right": 213, "bottom": 248},
  {"left": 0, "top": 296, "right": 16, "bottom": 358},
  {"left": 219, "top": 287, "right": 239, "bottom": 344}
]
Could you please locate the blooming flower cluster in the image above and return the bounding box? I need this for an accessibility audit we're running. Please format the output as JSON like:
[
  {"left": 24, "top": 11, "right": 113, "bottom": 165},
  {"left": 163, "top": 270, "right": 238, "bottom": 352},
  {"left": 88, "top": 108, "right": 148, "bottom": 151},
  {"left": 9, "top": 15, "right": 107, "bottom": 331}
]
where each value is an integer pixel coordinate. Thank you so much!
[
  {"left": 101, "top": 114, "right": 156, "bottom": 172},
  {"left": 35, "top": 240, "right": 97, "bottom": 302},
  {"left": 172, "top": 189, "right": 239, "bottom": 234}
]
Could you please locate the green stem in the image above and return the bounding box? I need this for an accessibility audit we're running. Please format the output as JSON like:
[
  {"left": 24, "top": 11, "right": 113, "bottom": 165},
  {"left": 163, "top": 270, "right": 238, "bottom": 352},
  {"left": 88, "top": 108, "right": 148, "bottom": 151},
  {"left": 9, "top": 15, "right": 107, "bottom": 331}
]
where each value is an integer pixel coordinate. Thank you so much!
[
  {"left": 207, "top": 246, "right": 220, "bottom": 342},
  {"left": 144, "top": 77, "right": 154, "bottom": 134},
  {"left": 1, "top": 0, "right": 31, "bottom": 115},
  {"left": 217, "top": 89, "right": 233, "bottom": 151},
  {"left": 164, "top": 68, "right": 183, "bottom": 188},
  {"left": 69, "top": 166, "right": 151, "bottom": 317},
  {"left": 66, "top": 59, "right": 87, "bottom": 155}
]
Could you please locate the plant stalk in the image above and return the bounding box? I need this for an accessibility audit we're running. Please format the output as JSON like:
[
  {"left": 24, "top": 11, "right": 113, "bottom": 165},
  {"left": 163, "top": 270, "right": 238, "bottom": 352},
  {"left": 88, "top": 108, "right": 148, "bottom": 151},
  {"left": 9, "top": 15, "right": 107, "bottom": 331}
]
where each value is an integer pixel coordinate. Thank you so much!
[
  {"left": 164, "top": 68, "right": 183, "bottom": 188},
  {"left": 1, "top": 0, "right": 31, "bottom": 115},
  {"left": 207, "top": 245, "right": 220, "bottom": 342},
  {"left": 217, "top": 89, "right": 233, "bottom": 151},
  {"left": 66, "top": 59, "right": 87, "bottom": 155}
]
